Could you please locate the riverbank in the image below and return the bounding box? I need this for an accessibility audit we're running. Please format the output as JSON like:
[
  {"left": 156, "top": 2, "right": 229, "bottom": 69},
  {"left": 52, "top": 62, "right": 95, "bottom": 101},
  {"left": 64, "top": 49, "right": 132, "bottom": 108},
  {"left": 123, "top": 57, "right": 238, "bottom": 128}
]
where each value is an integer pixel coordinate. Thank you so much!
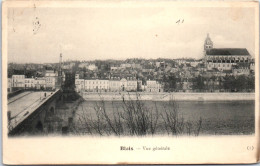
[{"left": 79, "top": 92, "right": 255, "bottom": 101}]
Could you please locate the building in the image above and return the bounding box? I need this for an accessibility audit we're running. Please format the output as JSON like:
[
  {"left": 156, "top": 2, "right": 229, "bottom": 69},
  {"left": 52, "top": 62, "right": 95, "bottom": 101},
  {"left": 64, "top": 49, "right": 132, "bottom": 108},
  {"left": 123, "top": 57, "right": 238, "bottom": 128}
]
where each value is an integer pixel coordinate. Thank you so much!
[
  {"left": 120, "top": 78, "right": 128, "bottom": 91},
  {"left": 155, "top": 61, "right": 165, "bottom": 68},
  {"left": 78, "top": 62, "right": 89, "bottom": 69},
  {"left": 25, "top": 78, "right": 35, "bottom": 89},
  {"left": 126, "top": 77, "right": 138, "bottom": 92},
  {"left": 146, "top": 80, "right": 163, "bottom": 92},
  {"left": 204, "top": 33, "right": 213, "bottom": 50},
  {"left": 190, "top": 60, "right": 200, "bottom": 67},
  {"left": 110, "top": 66, "right": 121, "bottom": 71},
  {"left": 175, "top": 58, "right": 189, "bottom": 65},
  {"left": 45, "top": 70, "right": 58, "bottom": 90},
  {"left": 75, "top": 79, "right": 85, "bottom": 92},
  {"left": 12, "top": 75, "right": 25, "bottom": 90},
  {"left": 204, "top": 34, "right": 251, "bottom": 71},
  {"left": 232, "top": 63, "right": 250, "bottom": 76},
  {"left": 34, "top": 77, "right": 46, "bottom": 90},
  {"left": 109, "top": 76, "right": 121, "bottom": 92},
  {"left": 120, "top": 63, "right": 132, "bottom": 69},
  {"left": 88, "top": 64, "right": 97, "bottom": 71},
  {"left": 84, "top": 79, "right": 109, "bottom": 92}
]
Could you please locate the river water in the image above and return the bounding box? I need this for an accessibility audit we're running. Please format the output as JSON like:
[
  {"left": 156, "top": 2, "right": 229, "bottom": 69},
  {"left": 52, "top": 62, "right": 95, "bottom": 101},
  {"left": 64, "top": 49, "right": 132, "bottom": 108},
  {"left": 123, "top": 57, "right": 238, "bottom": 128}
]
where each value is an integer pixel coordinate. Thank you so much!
[{"left": 73, "top": 100, "right": 255, "bottom": 135}]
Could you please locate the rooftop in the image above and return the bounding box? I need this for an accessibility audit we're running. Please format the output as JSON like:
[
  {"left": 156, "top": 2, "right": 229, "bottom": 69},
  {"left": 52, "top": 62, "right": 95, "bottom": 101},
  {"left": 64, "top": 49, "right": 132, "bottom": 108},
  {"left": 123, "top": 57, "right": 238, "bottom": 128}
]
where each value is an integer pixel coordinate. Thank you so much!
[{"left": 206, "top": 48, "right": 250, "bottom": 56}]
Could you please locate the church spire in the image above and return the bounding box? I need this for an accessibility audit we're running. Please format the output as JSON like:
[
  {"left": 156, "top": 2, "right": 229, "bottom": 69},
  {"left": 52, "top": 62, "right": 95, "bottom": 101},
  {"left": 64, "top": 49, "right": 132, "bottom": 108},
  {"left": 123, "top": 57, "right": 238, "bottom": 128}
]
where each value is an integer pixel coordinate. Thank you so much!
[{"left": 204, "top": 33, "right": 213, "bottom": 51}]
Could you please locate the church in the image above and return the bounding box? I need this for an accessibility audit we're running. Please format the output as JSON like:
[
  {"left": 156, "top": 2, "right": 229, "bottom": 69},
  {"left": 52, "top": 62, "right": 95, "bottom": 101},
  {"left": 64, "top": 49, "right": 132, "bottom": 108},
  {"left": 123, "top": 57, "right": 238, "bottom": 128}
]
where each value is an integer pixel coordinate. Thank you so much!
[{"left": 204, "top": 34, "right": 251, "bottom": 71}]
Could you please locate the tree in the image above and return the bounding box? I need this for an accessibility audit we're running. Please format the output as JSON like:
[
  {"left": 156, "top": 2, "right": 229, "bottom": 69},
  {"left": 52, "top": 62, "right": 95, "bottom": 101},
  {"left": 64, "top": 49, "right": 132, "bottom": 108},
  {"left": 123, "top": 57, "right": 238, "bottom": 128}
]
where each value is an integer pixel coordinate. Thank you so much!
[
  {"left": 236, "top": 75, "right": 247, "bottom": 92},
  {"left": 168, "top": 74, "right": 177, "bottom": 90},
  {"left": 223, "top": 75, "right": 236, "bottom": 92},
  {"left": 82, "top": 67, "right": 87, "bottom": 72},
  {"left": 162, "top": 74, "right": 177, "bottom": 92},
  {"left": 162, "top": 75, "right": 169, "bottom": 91},
  {"left": 192, "top": 75, "right": 204, "bottom": 91},
  {"left": 247, "top": 75, "right": 255, "bottom": 91},
  {"left": 64, "top": 72, "right": 75, "bottom": 90}
]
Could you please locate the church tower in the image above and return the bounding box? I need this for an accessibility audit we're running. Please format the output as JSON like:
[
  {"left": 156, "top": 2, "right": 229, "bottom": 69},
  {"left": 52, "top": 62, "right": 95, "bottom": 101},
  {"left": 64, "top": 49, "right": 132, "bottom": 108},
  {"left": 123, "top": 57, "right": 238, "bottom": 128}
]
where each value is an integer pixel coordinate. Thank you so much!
[{"left": 204, "top": 33, "right": 213, "bottom": 51}]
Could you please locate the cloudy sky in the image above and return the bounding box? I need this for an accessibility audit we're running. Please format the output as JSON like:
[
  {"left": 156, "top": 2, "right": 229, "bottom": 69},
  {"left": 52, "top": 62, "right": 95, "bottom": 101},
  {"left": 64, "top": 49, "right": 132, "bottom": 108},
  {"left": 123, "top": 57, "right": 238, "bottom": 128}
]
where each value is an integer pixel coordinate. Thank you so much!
[{"left": 7, "top": 5, "right": 255, "bottom": 63}]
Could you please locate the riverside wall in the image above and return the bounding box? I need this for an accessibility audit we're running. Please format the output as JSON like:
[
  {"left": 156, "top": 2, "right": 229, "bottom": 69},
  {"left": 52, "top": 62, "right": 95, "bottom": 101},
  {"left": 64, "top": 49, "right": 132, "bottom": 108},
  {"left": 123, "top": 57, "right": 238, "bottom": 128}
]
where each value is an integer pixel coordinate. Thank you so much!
[{"left": 79, "top": 92, "right": 255, "bottom": 101}]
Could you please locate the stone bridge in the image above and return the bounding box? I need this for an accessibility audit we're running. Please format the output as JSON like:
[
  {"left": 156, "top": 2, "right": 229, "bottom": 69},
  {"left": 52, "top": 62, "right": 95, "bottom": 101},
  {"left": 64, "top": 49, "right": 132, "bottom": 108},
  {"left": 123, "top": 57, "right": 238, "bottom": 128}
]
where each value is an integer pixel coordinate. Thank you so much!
[{"left": 8, "top": 90, "right": 63, "bottom": 136}]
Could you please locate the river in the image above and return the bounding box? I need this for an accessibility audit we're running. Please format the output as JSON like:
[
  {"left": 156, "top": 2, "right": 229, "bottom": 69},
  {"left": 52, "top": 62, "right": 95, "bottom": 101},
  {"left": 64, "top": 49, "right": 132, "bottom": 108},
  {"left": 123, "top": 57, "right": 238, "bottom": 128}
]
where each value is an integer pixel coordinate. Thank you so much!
[{"left": 73, "top": 100, "right": 255, "bottom": 135}]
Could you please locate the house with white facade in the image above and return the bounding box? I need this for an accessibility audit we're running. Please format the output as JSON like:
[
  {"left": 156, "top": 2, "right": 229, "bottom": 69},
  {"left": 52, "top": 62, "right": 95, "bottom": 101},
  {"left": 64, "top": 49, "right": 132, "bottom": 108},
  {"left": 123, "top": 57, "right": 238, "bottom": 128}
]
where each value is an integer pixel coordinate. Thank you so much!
[
  {"left": 84, "top": 79, "right": 109, "bottom": 92},
  {"left": 109, "top": 76, "right": 121, "bottom": 92},
  {"left": 126, "top": 77, "right": 137, "bottom": 92},
  {"left": 34, "top": 77, "right": 46, "bottom": 90},
  {"left": 146, "top": 80, "right": 163, "bottom": 92},
  {"left": 12, "top": 75, "right": 25, "bottom": 90},
  {"left": 25, "top": 78, "right": 35, "bottom": 89},
  {"left": 45, "top": 70, "right": 58, "bottom": 90},
  {"left": 120, "top": 78, "right": 128, "bottom": 91}
]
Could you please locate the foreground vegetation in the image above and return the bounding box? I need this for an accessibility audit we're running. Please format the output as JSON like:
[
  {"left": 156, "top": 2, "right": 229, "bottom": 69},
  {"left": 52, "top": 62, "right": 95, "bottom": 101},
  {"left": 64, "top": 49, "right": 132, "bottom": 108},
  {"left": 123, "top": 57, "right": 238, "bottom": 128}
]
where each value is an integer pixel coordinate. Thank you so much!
[{"left": 72, "top": 93, "right": 203, "bottom": 136}]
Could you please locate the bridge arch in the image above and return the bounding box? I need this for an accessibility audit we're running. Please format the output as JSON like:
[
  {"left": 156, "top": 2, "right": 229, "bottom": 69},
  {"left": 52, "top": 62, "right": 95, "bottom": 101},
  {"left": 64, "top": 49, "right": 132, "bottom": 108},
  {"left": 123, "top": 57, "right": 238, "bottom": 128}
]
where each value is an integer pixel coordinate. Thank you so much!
[
  {"left": 35, "top": 120, "right": 43, "bottom": 132},
  {"left": 49, "top": 106, "right": 55, "bottom": 116}
]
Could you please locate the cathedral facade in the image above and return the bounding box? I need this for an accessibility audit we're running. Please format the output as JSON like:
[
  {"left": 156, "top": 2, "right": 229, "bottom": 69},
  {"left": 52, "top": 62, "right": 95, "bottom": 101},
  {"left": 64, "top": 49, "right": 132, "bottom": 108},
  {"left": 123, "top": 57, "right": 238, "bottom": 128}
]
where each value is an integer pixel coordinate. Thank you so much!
[{"left": 204, "top": 34, "right": 251, "bottom": 71}]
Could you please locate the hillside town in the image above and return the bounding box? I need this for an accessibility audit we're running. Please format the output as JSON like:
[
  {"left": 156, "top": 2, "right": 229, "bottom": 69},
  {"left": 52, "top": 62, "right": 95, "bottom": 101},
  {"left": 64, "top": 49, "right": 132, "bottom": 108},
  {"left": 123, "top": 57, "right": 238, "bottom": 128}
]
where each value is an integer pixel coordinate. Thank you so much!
[{"left": 8, "top": 34, "right": 255, "bottom": 94}]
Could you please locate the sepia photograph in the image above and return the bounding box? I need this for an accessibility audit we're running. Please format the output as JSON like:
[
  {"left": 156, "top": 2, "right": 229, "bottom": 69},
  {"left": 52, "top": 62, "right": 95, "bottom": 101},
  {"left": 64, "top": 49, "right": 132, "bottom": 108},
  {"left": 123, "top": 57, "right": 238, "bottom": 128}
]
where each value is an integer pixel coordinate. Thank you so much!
[{"left": 2, "top": 0, "right": 259, "bottom": 164}]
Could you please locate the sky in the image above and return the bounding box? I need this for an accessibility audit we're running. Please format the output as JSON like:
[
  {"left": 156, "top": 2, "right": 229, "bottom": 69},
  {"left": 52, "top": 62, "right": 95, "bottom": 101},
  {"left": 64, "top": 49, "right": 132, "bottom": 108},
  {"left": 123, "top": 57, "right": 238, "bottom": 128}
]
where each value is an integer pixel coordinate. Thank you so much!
[{"left": 7, "top": 5, "right": 255, "bottom": 63}]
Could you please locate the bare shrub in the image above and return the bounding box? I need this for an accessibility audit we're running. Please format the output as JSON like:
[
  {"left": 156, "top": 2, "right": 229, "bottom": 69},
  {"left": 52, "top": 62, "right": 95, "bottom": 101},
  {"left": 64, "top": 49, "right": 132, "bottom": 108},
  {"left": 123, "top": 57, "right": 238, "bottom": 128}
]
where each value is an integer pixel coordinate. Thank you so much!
[
  {"left": 120, "top": 93, "right": 159, "bottom": 136},
  {"left": 195, "top": 117, "right": 202, "bottom": 136},
  {"left": 161, "top": 99, "right": 202, "bottom": 136},
  {"left": 161, "top": 99, "right": 183, "bottom": 135},
  {"left": 74, "top": 105, "right": 94, "bottom": 135},
  {"left": 73, "top": 93, "right": 202, "bottom": 136},
  {"left": 93, "top": 99, "right": 123, "bottom": 136}
]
